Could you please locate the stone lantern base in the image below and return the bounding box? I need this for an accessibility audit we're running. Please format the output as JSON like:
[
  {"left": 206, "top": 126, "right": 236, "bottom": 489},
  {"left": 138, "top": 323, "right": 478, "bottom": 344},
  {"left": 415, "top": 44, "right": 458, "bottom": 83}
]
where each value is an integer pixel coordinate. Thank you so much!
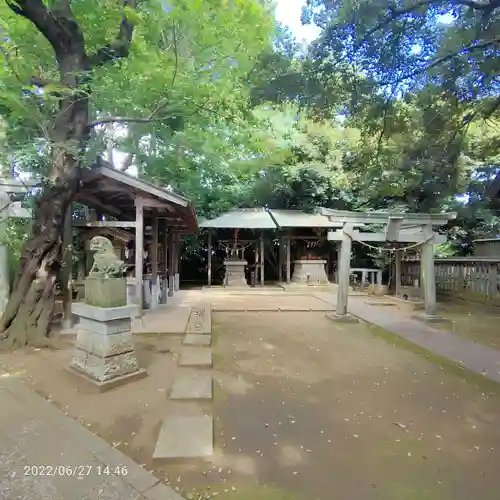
[{"left": 68, "top": 302, "right": 146, "bottom": 392}]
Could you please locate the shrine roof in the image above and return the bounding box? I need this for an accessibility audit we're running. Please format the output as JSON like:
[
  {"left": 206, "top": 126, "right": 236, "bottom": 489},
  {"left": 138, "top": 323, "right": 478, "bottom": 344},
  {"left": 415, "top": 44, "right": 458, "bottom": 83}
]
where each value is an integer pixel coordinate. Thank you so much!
[
  {"left": 199, "top": 208, "right": 276, "bottom": 229},
  {"left": 76, "top": 161, "right": 198, "bottom": 233},
  {"left": 200, "top": 207, "right": 457, "bottom": 231},
  {"left": 268, "top": 209, "right": 338, "bottom": 228}
]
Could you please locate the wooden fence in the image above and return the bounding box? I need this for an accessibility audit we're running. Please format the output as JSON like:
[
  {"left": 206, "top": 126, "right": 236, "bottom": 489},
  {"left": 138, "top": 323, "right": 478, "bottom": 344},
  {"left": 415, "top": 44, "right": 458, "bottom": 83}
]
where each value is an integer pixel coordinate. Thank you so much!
[{"left": 402, "top": 257, "right": 500, "bottom": 305}]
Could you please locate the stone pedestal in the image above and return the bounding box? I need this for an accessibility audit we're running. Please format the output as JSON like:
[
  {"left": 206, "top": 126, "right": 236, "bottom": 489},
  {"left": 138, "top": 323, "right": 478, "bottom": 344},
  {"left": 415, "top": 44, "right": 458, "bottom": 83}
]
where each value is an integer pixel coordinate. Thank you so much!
[
  {"left": 224, "top": 260, "right": 248, "bottom": 287},
  {"left": 291, "top": 260, "right": 328, "bottom": 285},
  {"left": 85, "top": 277, "right": 126, "bottom": 308},
  {"left": 68, "top": 302, "right": 146, "bottom": 391}
]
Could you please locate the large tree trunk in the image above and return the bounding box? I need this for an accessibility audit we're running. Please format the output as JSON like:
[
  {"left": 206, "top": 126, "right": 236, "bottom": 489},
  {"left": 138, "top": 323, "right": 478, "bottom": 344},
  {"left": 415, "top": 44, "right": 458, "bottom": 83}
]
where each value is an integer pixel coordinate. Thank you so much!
[
  {"left": 0, "top": 62, "right": 87, "bottom": 348},
  {"left": 0, "top": 0, "right": 136, "bottom": 348},
  {"left": 0, "top": 180, "right": 78, "bottom": 348}
]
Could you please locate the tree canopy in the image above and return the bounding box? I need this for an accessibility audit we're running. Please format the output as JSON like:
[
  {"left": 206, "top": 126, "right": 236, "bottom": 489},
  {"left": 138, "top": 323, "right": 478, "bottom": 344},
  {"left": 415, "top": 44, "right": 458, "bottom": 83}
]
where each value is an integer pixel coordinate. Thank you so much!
[{"left": 0, "top": 0, "right": 499, "bottom": 345}]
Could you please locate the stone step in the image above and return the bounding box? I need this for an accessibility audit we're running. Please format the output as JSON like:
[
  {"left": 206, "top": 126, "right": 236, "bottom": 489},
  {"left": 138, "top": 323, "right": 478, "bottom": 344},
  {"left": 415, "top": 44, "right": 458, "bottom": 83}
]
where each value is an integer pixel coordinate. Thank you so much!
[
  {"left": 170, "top": 372, "right": 213, "bottom": 400},
  {"left": 183, "top": 333, "right": 211, "bottom": 346},
  {"left": 178, "top": 346, "right": 213, "bottom": 368},
  {"left": 153, "top": 414, "right": 213, "bottom": 459},
  {"left": 186, "top": 303, "right": 211, "bottom": 335}
]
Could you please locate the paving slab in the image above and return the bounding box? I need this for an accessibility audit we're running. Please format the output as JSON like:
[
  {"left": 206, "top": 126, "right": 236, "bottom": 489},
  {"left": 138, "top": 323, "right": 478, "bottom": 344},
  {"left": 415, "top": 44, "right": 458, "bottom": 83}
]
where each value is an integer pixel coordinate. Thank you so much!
[
  {"left": 153, "top": 414, "right": 213, "bottom": 459},
  {"left": 178, "top": 347, "right": 213, "bottom": 368},
  {"left": 309, "top": 305, "right": 335, "bottom": 311},
  {"left": 183, "top": 334, "right": 211, "bottom": 346},
  {"left": 0, "top": 376, "right": 185, "bottom": 500},
  {"left": 244, "top": 306, "right": 280, "bottom": 311},
  {"left": 142, "top": 483, "right": 184, "bottom": 500},
  {"left": 211, "top": 307, "right": 248, "bottom": 312},
  {"left": 278, "top": 305, "right": 312, "bottom": 312},
  {"left": 170, "top": 373, "right": 213, "bottom": 400},
  {"left": 132, "top": 306, "right": 191, "bottom": 335},
  {"left": 316, "top": 292, "right": 500, "bottom": 384}
]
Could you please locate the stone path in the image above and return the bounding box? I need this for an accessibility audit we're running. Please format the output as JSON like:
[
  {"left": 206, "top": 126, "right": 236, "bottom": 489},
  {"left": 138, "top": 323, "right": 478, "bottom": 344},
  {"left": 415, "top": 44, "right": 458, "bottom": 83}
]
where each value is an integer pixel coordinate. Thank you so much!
[
  {"left": 0, "top": 374, "right": 183, "bottom": 500},
  {"left": 153, "top": 304, "right": 214, "bottom": 460},
  {"left": 209, "top": 294, "right": 333, "bottom": 312},
  {"left": 183, "top": 334, "right": 211, "bottom": 346},
  {"left": 178, "top": 346, "right": 213, "bottom": 368},
  {"left": 153, "top": 415, "right": 213, "bottom": 459},
  {"left": 170, "top": 372, "right": 213, "bottom": 400},
  {"left": 316, "top": 292, "right": 500, "bottom": 384}
]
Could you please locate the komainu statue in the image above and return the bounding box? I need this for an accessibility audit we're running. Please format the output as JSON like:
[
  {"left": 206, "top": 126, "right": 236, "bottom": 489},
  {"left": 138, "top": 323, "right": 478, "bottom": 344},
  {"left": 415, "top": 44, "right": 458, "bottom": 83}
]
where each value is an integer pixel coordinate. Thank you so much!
[{"left": 88, "top": 236, "right": 126, "bottom": 278}]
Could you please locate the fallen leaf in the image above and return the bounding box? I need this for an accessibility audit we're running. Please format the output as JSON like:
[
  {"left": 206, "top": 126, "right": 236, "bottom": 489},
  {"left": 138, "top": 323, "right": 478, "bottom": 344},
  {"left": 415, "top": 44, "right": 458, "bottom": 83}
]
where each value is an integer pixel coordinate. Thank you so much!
[{"left": 393, "top": 422, "right": 407, "bottom": 430}]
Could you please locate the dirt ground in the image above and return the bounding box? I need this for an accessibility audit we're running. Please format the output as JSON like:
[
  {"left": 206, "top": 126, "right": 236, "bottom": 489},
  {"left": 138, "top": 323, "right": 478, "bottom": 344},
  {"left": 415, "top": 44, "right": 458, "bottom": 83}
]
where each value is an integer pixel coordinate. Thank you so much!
[
  {"left": 434, "top": 299, "right": 500, "bottom": 351},
  {"left": 0, "top": 334, "right": 188, "bottom": 471},
  {"left": 166, "top": 311, "right": 500, "bottom": 500},
  {"left": 1, "top": 308, "right": 500, "bottom": 500}
]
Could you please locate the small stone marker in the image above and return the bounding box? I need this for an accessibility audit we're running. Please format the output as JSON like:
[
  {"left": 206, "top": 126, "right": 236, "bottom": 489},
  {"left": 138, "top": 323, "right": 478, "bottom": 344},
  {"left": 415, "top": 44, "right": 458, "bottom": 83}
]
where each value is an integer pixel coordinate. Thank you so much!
[
  {"left": 186, "top": 303, "right": 211, "bottom": 335},
  {"left": 170, "top": 373, "right": 213, "bottom": 400},
  {"left": 153, "top": 414, "right": 213, "bottom": 459},
  {"left": 178, "top": 346, "right": 213, "bottom": 368},
  {"left": 183, "top": 333, "right": 211, "bottom": 346}
]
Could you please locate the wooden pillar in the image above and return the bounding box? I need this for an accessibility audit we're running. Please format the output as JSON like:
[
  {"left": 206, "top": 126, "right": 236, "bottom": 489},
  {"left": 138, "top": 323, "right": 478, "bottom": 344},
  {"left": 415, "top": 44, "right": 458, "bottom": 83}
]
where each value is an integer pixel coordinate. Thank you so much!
[
  {"left": 168, "top": 230, "right": 175, "bottom": 297},
  {"left": 207, "top": 231, "right": 212, "bottom": 287},
  {"left": 85, "top": 210, "right": 98, "bottom": 274},
  {"left": 174, "top": 232, "right": 180, "bottom": 291},
  {"left": 150, "top": 211, "right": 159, "bottom": 310},
  {"left": 62, "top": 205, "right": 73, "bottom": 329},
  {"left": 278, "top": 235, "right": 283, "bottom": 282},
  {"left": 336, "top": 224, "right": 353, "bottom": 316},
  {"left": 162, "top": 222, "right": 168, "bottom": 303},
  {"left": 254, "top": 239, "right": 259, "bottom": 287},
  {"left": 286, "top": 237, "right": 291, "bottom": 285},
  {"left": 395, "top": 249, "right": 402, "bottom": 296},
  {"left": 421, "top": 224, "right": 437, "bottom": 316},
  {"left": 326, "top": 241, "right": 331, "bottom": 282},
  {"left": 135, "top": 201, "right": 144, "bottom": 316},
  {"left": 260, "top": 232, "right": 264, "bottom": 286}
]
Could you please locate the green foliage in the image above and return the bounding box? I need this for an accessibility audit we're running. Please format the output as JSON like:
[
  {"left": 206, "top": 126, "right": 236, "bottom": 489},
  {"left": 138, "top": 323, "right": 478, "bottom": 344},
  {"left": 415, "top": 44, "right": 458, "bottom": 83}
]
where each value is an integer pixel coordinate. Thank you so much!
[
  {"left": 1, "top": 0, "right": 499, "bottom": 269},
  {"left": 0, "top": 0, "right": 274, "bottom": 172},
  {"left": 4, "top": 219, "right": 29, "bottom": 287}
]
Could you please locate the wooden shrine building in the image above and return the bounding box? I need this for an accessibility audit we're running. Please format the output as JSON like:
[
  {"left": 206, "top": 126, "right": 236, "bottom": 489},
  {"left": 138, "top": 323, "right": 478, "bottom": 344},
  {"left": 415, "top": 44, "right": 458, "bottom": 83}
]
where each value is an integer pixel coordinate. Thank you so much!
[
  {"left": 200, "top": 208, "right": 340, "bottom": 287},
  {"left": 201, "top": 207, "right": 457, "bottom": 320},
  {"left": 63, "top": 163, "right": 198, "bottom": 323}
]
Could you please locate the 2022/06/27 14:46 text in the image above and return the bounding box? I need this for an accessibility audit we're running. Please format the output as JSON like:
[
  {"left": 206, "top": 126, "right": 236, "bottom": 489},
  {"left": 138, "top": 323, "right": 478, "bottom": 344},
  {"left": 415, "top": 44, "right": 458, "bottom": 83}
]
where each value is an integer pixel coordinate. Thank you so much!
[{"left": 23, "top": 465, "right": 129, "bottom": 476}]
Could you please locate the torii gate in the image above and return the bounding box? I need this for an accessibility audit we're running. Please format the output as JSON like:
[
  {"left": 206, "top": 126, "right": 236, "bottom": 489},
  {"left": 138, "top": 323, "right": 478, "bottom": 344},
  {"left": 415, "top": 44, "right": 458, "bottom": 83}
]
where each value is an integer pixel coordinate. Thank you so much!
[
  {"left": 322, "top": 209, "right": 457, "bottom": 320},
  {"left": 0, "top": 178, "right": 37, "bottom": 318}
]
